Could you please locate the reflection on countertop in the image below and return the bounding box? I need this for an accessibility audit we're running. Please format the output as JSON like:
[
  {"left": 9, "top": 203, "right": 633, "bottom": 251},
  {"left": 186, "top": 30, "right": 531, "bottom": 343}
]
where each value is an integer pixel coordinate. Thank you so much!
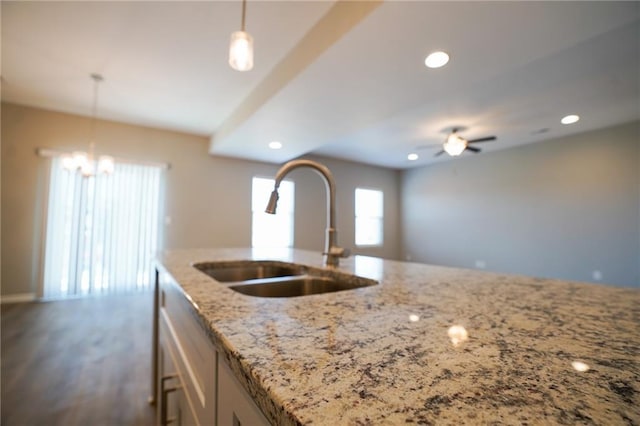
[{"left": 158, "top": 248, "right": 639, "bottom": 426}]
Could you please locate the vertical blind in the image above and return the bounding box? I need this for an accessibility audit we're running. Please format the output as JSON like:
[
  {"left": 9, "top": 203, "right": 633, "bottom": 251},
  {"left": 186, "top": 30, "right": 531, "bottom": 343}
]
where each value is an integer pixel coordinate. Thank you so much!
[{"left": 43, "top": 157, "right": 163, "bottom": 299}]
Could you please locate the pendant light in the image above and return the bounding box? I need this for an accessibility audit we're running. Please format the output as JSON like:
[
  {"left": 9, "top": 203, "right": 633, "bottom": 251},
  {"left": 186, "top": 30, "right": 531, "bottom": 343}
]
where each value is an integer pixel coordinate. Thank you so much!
[
  {"left": 229, "top": 0, "right": 254, "bottom": 71},
  {"left": 62, "top": 74, "right": 114, "bottom": 176}
]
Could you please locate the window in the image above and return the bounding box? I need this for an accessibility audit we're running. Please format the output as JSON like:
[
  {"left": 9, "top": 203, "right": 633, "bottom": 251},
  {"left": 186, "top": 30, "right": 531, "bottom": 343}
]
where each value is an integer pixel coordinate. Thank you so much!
[
  {"left": 43, "top": 158, "right": 163, "bottom": 299},
  {"left": 355, "top": 188, "right": 383, "bottom": 246},
  {"left": 252, "top": 177, "right": 294, "bottom": 248}
]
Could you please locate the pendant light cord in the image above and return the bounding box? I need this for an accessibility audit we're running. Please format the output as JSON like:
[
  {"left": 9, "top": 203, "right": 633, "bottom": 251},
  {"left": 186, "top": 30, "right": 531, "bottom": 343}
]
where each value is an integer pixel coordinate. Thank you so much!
[{"left": 241, "top": 0, "right": 247, "bottom": 31}]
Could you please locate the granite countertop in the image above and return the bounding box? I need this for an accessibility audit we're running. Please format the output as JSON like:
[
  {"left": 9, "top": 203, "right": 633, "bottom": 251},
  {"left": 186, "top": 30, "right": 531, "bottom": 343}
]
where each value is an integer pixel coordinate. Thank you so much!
[{"left": 157, "top": 248, "right": 639, "bottom": 425}]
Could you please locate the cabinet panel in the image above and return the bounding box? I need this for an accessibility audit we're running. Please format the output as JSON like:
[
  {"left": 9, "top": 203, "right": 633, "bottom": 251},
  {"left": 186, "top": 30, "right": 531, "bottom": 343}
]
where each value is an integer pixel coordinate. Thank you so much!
[
  {"left": 177, "top": 387, "right": 198, "bottom": 426},
  {"left": 156, "top": 268, "right": 272, "bottom": 426},
  {"left": 158, "top": 273, "right": 216, "bottom": 426},
  {"left": 162, "top": 279, "right": 215, "bottom": 402},
  {"left": 158, "top": 326, "right": 189, "bottom": 426},
  {"left": 217, "top": 358, "right": 270, "bottom": 426}
]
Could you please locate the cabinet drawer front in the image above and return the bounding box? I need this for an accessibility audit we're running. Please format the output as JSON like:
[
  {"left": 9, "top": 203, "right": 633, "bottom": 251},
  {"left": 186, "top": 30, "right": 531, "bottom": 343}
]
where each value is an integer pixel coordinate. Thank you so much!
[
  {"left": 218, "top": 358, "right": 270, "bottom": 426},
  {"left": 160, "top": 274, "right": 216, "bottom": 426}
]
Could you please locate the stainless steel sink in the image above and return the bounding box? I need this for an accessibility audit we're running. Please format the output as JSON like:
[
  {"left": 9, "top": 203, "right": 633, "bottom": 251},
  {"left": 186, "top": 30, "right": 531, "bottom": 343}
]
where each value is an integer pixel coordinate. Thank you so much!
[
  {"left": 229, "top": 275, "right": 372, "bottom": 298},
  {"left": 193, "top": 260, "right": 377, "bottom": 298},
  {"left": 193, "top": 261, "right": 306, "bottom": 282}
]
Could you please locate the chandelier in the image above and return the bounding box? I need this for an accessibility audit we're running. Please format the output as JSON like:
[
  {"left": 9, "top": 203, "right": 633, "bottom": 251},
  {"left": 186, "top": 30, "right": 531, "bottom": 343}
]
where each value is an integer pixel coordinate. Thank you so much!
[{"left": 62, "top": 73, "right": 114, "bottom": 176}]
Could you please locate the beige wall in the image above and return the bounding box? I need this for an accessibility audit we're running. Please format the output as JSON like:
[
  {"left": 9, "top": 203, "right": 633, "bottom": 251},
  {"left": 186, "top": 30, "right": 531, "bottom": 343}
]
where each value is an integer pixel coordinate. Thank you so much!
[
  {"left": 1, "top": 103, "right": 401, "bottom": 297},
  {"left": 401, "top": 121, "right": 640, "bottom": 287},
  {"left": 8, "top": 102, "right": 634, "bottom": 295}
]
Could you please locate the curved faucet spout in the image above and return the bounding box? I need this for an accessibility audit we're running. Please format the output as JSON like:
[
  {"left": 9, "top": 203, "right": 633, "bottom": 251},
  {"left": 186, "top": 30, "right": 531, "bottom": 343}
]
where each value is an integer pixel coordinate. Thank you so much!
[{"left": 265, "top": 159, "right": 348, "bottom": 267}]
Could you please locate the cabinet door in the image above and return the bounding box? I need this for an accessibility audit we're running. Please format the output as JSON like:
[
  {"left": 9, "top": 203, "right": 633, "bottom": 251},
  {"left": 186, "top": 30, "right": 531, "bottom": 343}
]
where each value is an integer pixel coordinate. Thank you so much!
[
  {"left": 217, "top": 358, "right": 271, "bottom": 426},
  {"left": 176, "top": 386, "right": 198, "bottom": 426},
  {"left": 159, "top": 314, "right": 199, "bottom": 426},
  {"left": 160, "top": 274, "right": 217, "bottom": 426},
  {"left": 157, "top": 340, "right": 181, "bottom": 426}
]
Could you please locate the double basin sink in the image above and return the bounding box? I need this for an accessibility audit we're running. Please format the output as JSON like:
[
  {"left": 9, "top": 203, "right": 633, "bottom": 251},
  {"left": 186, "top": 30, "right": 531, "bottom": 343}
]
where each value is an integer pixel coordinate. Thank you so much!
[{"left": 193, "top": 260, "right": 377, "bottom": 298}]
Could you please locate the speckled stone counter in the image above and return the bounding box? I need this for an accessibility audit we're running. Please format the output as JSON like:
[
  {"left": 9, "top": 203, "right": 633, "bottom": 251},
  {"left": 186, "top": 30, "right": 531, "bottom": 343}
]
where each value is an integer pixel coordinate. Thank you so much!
[{"left": 156, "top": 248, "right": 639, "bottom": 425}]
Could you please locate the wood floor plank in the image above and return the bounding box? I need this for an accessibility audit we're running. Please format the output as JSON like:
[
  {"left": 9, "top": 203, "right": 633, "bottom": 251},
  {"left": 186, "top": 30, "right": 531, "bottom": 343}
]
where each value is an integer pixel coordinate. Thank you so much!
[{"left": 1, "top": 292, "right": 156, "bottom": 426}]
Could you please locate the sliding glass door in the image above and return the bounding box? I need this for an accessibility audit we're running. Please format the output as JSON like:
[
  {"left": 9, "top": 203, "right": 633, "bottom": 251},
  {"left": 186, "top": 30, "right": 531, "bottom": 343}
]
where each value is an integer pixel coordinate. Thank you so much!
[{"left": 42, "top": 158, "right": 163, "bottom": 299}]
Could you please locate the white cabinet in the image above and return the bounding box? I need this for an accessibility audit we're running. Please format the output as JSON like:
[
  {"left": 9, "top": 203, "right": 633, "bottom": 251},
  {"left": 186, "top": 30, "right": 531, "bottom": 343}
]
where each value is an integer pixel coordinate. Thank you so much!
[
  {"left": 217, "top": 358, "right": 270, "bottom": 426},
  {"left": 155, "top": 271, "right": 217, "bottom": 426},
  {"left": 158, "top": 326, "right": 198, "bottom": 426},
  {"left": 154, "top": 269, "right": 271, "bottom": 426}
]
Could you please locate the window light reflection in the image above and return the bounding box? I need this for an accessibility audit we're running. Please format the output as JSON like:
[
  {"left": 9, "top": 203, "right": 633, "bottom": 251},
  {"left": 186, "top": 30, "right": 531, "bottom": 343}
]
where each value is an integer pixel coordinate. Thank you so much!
[
  {"left": 571, "top": 361, "right": 590, "bottom": 372},
  {"left": 354, "top": 256, "right": 384, "bottom": 280},
  {"left": 448, "top": 325, "right": 468, "bottom": 346}
]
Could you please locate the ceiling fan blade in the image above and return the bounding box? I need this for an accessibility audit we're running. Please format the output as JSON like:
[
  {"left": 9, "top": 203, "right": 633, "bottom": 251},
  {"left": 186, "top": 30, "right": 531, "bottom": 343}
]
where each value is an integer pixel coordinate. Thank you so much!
[
  {"left": 434, "top": 149, "right": 446, "bottom": 157},
  {"left": 466, "top": 146, "right": 481, "bottom": 153},
  {"left": 467, "top": 136, "right": 496, "bottom": 144},
  {"left": 416, "top": 144, "right": 443, "bottom": 150}
]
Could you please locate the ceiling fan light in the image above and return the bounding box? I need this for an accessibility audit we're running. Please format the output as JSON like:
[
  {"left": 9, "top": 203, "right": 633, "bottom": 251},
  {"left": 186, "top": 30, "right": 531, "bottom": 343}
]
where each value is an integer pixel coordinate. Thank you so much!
[
  {"left": 229, "top": 31, "right": 254, "bottom": 71},
  {"left": 443, "top": 134, "right": 467, "bottom": 156}
]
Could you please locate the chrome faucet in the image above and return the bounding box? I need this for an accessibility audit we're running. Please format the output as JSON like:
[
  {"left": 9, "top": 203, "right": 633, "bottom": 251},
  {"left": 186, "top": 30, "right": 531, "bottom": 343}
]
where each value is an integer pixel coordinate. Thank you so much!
[{"left": 265, "top": 159, "right": 349, "bottom": 267}]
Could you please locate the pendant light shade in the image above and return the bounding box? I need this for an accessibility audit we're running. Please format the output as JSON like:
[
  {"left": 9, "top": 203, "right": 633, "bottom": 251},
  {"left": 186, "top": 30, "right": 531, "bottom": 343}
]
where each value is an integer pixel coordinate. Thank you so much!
[
  {"left": 229, "top": 0, "right": 253, "bottom": 71},
  {"left": 229, "top": 30, "right": 254, "bottom": 71}
]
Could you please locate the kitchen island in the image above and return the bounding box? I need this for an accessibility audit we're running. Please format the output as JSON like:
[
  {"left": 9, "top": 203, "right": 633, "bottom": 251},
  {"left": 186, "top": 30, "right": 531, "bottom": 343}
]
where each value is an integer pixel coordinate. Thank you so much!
[{"left": 155, "top": 248, "right": 639, "bottom": 425}]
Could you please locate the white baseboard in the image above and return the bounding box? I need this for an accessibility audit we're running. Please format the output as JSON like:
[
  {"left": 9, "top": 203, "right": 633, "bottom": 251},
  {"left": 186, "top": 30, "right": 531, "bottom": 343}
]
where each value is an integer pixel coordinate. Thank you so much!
[{"left": 1, "top": 293, "right": 36, "bottom": 304}]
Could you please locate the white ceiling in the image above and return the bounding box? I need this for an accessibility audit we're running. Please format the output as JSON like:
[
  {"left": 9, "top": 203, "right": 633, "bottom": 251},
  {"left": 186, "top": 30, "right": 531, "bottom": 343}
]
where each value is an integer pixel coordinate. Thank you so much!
[{"left": 2, "top": 1, "right": 639, "bottom": 170}]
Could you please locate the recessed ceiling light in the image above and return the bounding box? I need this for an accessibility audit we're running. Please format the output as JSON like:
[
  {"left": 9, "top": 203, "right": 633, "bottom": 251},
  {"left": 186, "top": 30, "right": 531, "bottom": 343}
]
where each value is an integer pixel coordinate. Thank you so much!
[
  {"left": 424, "top": 51, "right": 449, "bottom": 69},
  {"left": 561, "top": 115, "right": 580, "bottom": 125},
  {"left": 268, "top": 141, "right": 282, "bottom": 149},
  {"left": 407, "top": 153, "right": 419, "bottom": 161}
]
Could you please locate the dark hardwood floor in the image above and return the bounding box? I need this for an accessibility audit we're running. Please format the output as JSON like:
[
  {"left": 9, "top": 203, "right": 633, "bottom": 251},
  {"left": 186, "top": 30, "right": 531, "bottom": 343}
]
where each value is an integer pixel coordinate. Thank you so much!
[{"left": 1, "top": 292, "right": 156, "bottom": 426}]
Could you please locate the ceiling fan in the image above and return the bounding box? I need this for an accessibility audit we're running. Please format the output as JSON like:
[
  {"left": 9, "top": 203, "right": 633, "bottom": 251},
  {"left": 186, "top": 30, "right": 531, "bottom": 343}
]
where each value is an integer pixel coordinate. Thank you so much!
[{"left": 434, "top": 129, "right": 497, "bottom": 157}]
